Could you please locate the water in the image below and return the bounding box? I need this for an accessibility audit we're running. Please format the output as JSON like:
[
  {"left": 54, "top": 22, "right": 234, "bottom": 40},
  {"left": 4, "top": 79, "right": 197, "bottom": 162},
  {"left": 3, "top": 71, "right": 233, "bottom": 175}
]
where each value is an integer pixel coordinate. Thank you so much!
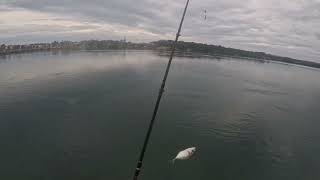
[{"left": 0, "top": 50, "right": 320, "bottom": 180}]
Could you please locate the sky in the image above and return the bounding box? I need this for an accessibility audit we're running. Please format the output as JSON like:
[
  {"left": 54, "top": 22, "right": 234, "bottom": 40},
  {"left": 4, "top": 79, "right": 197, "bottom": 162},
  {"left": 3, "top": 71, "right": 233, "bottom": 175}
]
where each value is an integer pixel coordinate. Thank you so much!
[{"left": 0, "top": 0, "right": 319, "bottom": 62}]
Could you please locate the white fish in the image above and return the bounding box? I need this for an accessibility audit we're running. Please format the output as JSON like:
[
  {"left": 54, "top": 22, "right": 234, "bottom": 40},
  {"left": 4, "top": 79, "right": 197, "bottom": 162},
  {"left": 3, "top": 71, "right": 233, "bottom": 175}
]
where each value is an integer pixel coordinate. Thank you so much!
[{"left": 171, "top": 147, "right": 196, "bottom": 164}]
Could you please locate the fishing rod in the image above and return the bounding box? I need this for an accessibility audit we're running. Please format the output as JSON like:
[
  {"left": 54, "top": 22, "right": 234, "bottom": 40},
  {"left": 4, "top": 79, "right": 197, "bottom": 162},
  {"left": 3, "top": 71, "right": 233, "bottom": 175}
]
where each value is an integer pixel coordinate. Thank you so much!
[{"left": 132, "top": 0, "right": 190, "bottom": 180}]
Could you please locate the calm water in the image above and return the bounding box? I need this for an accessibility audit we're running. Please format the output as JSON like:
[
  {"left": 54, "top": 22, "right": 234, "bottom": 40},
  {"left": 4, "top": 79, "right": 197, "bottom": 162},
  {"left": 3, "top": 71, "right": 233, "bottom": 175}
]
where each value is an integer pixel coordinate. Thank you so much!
[{"left": 0, "top": 50, "right": 320, "bottom": 180}]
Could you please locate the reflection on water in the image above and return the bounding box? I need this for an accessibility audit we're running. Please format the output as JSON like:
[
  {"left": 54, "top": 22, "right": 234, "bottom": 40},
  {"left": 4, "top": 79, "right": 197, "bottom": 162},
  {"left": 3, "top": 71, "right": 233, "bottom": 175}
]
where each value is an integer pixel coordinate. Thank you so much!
[
  {"left": 0, "top": 51, "right": 155, "bottom": 83},
  {"left": 0, "top": 50, "right": 320, "bottom": 180}
]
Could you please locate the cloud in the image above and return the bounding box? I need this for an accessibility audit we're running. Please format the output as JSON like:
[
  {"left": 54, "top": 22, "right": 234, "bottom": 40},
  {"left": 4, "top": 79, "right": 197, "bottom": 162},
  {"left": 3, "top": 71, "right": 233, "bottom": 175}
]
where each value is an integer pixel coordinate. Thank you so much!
[{"left": 0, "top": 0, "right": 319, "bottom": 62}]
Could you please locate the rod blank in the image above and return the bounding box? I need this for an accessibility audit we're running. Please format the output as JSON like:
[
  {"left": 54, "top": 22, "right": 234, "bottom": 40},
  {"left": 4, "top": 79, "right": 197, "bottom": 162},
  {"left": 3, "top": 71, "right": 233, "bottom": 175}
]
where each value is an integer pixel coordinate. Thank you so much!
[{"left": 132, "top": 0, "right": 190, "bottom": 180}]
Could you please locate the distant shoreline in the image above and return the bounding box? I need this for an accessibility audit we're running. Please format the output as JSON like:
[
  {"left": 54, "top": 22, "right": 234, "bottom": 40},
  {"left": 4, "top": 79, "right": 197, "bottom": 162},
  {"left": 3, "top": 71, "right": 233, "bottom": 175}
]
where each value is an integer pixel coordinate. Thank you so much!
[
  {"left": 156, "top": 50, "right": 320, "bottom": 69},
  {"left": 1, "top": 40, "right": 319, "bottom": 69}
]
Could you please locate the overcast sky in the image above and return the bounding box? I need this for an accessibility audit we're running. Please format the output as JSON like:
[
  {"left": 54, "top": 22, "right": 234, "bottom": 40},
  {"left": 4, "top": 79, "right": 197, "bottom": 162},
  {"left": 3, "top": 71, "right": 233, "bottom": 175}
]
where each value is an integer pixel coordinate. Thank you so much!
[{"left": 0, "top": 0, "right": 319, "bottom": 61}]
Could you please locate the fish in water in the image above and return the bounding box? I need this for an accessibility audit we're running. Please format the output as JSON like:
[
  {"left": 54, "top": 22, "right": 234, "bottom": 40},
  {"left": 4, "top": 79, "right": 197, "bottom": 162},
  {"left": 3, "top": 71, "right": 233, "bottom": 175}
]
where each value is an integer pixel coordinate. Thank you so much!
[{"left": 171, "top": 147, "right": 196, "bottom": 164}]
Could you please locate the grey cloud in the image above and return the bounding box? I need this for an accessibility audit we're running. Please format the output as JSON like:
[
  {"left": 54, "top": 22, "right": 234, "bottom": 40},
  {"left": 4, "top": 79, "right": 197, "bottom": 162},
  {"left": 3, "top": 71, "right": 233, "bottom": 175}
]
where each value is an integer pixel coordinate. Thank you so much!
[{"left": 0, "top": 23, "right": 100, "bottom": 35}]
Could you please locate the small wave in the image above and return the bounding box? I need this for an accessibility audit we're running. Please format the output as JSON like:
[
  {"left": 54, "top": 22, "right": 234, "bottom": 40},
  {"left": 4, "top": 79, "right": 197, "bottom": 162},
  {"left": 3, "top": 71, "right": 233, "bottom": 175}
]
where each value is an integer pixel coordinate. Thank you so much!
[
  {"left": 54, "top": 72, "right": 65, "bottom": 76},
  {"left": 244, "top": 87, "right": 288, "bottom": 96},
  {"left": 272, "top": 104, "right": 290, "bottom": 113},
  {"left": 239, "top": 112, "right": 258, "bottom": 120},
  {"left": 243, "top": 79, "right": 280, "bottom": 89},
  {"left": 208, "top": 118, "right": 258, "bottom": 142}
]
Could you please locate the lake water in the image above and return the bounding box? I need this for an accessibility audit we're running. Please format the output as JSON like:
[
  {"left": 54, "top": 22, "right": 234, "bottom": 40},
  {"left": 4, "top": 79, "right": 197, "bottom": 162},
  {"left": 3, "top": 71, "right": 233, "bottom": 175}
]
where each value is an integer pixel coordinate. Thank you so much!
[{"left": 0, "top": 50, "right": 320, "bottom": 180}]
